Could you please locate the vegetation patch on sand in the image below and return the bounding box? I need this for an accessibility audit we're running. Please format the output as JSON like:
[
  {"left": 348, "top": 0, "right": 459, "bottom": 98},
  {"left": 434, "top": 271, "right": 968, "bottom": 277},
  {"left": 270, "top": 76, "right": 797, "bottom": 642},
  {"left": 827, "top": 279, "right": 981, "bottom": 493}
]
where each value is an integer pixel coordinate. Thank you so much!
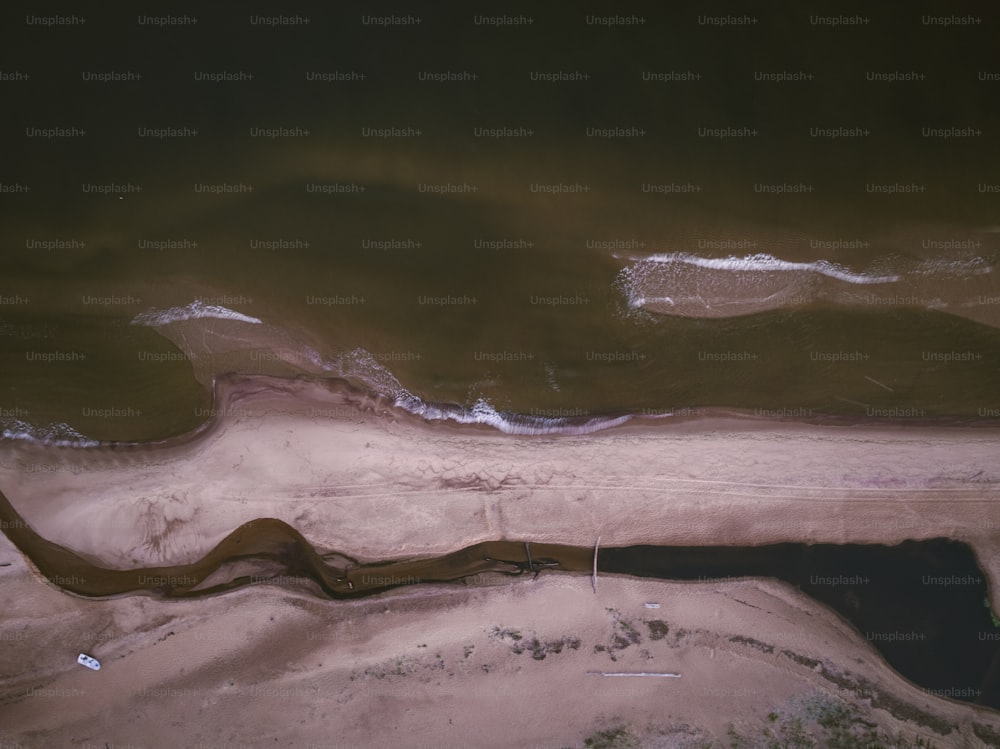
[
  {"left": 593, "top": 608, "right": 643, "bottom": 661},
  {"left": 490, "top": 626, "right": 581, "bottom": 661}
]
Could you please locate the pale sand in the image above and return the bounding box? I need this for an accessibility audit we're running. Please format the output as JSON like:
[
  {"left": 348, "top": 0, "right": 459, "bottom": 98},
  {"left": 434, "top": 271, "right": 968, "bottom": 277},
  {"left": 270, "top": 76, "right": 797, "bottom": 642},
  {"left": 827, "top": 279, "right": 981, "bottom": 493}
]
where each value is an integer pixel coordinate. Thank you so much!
[
  {"left": 2, "top": 383, "right": 1000, "bottom": 745},
  {"left": 1, "top": 529, "right": 997, "bottom": 748},
  {"left": 1, "top": 381, "right": 998, "bottom": 577}
]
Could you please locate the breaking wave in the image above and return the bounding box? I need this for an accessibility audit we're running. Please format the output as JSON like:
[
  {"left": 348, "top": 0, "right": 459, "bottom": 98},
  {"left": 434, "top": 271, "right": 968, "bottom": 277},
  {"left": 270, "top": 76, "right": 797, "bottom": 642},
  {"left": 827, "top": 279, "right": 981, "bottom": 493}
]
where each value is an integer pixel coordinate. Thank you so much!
[
  {"left": 131, "top": 300, "right": 263, "bottom": 327},
  {"left": 636, "top": 253, "right": 901, "bottom": 284},
  {"left": 329, "top": 348, "right": 631, "bottom": 435},
  {"left": 2, "top": 302, "right": 639, "bottom": 445},
  {"left": 618, "top": 251, "right": 996, "bottom": 321}
]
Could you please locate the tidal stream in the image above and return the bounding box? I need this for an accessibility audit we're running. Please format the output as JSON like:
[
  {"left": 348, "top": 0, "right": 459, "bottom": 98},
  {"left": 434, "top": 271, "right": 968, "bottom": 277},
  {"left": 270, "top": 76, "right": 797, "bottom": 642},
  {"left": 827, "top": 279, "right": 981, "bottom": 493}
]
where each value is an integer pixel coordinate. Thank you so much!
[{"left": 0, "top": 487, "right": 996, "bottom": 708}]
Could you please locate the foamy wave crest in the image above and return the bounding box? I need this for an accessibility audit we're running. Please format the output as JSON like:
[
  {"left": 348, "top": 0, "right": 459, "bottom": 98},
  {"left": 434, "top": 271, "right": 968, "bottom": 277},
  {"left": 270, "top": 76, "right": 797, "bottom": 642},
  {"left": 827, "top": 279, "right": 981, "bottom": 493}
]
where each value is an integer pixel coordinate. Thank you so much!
[
  {"left": 619, "top": 251, "right": 996, "bottom": 320},
  {"left": 329, "top": 348, "right": 631, "bottom": 434},
  {"left": 619, "top": 253, "right": 829, "bottom": 317},
  {"left": 406, "top": 397, "right": 632, "bottom": 435},
  {"left": 640, "top": 253, "right": 901, "bottom": 285},
  {"left": 130, "top": 307, "right": 633, "bottom": 435},
  {"left": 130, "top": 300, "right": 263, "bottom": 327},
  {"left": 0, "top": 418, "right": 100, "bottom": 447}
]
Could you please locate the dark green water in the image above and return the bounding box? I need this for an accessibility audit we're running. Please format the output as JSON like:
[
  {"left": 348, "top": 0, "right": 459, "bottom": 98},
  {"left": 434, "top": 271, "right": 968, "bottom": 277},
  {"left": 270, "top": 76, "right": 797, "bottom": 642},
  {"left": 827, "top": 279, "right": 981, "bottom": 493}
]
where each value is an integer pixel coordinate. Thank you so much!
[{"left": 1, "top": 2, "right": 999, "bottom": 440}]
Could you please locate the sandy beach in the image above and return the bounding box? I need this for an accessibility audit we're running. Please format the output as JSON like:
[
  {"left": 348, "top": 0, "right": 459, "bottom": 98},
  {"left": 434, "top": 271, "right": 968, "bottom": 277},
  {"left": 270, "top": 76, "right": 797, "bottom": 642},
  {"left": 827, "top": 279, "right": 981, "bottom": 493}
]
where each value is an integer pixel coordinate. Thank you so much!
[
  {"left": 1, "top": 377, "right": 1000, "bottom": 746},
  {"left": 2, "top": 530, "right": 999, "bottom": 748},
  {"left": 1, "top": 376, "right": 999, "bottom": 573}
]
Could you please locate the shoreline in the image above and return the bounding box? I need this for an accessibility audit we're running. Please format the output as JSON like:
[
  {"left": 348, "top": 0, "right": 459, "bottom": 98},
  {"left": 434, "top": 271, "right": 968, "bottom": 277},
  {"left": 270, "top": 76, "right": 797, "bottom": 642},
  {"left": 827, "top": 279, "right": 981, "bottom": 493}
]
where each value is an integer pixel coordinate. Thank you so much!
[
  {"left": 2, "top": 372, "right": 1000, "bottom": 459},
  {"left": 1, "top": 372, "right": 998, "bottom": 589},
  {"left": 2, "top": 373, "right": 998, "bottom": 554}
]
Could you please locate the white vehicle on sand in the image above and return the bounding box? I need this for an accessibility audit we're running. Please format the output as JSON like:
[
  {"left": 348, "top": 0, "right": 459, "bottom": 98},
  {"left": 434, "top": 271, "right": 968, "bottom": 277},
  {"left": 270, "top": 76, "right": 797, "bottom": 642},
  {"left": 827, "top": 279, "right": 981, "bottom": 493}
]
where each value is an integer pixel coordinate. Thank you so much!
[{"left": 77, "top": 653, "right": 101, "bottom": 671}]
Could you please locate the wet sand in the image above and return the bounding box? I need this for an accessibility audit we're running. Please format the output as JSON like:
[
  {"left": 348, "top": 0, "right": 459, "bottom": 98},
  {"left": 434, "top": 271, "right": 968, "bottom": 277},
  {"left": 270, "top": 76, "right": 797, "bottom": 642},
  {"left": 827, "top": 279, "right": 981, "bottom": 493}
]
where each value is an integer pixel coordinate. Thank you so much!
[{"left": 2, "top": 375, "right": 1000, "bottom": 746}]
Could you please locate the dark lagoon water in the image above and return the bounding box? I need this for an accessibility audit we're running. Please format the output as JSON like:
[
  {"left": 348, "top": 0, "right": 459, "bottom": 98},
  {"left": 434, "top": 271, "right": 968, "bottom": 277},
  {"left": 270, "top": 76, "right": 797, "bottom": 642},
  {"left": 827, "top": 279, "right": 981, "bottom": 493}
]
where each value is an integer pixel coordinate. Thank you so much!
[
  {"left": 602, "top": 540, "right": 1000, "bottom": 709},
  {"left": 1, "top": 480, "right": 996, "bottom": 707}
]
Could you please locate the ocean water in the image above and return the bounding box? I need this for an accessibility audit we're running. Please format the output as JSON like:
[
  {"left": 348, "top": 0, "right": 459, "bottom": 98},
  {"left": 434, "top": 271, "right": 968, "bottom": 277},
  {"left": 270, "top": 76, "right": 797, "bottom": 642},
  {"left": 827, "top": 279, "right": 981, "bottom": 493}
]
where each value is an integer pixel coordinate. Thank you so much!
[
  {"left": 2, "top": 233, "right": 998, "bottom": 442},
  {"left": 0, "top": 3, "right": 999, "bottom": 442}
]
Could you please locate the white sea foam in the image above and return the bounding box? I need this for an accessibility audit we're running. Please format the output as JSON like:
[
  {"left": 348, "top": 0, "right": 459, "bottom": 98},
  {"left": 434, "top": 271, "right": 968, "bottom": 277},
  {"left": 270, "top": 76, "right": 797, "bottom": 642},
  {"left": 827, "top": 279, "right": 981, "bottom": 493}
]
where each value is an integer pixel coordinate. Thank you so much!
[
  {"left": 125, "top": 301, "right": 631, "bottom": 435},
  {"left": 328, "top": 347, "right": 630, "bottom": 434},
  {"left": 402, "top": 395, "right": 632, "bottom": 435},
  {"left": 619, "top": 251, "right": 995, "bottom": 317},
  {"left": 639, "top": 253, "right": 901, "bottom": 284},
  {"left": 11, "top": 311, "right": 633, "bottom": 443},
  {"left": 130, "top": 300, "right": 263, "bottom": 327},
  {"left": 0, "top": 418, "right": 100, "bottom": 447}
]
